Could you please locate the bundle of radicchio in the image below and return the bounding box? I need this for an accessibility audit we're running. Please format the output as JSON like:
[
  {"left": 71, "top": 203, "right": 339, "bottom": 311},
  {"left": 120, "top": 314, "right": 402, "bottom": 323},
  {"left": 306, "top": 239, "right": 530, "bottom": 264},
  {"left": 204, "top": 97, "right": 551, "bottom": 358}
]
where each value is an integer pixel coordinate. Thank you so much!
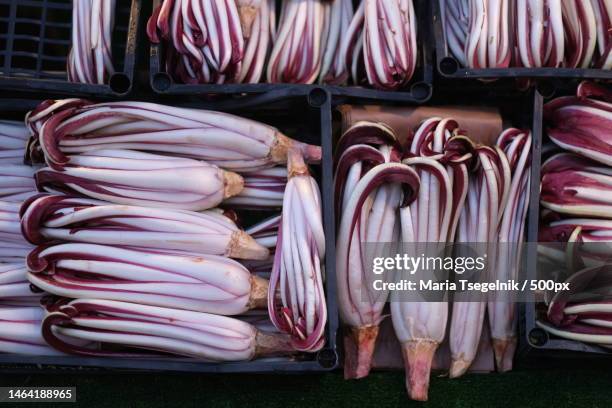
[
  {"left": 20, "top": 194, "right": 269, "bottom": 260},
  {"left": 440, "top": 0, "right": 511, "bottom": 68},
  {"left": 26, "top": 99, "right": 321, "bottom": 173},
  {"left": 268, "top": 149, "right": 327, "bottom": 352},
  {"left": 545, "top": 82, "right": 612, "bottom": 167},
  {"left": 68, "top": 0, "right": 116, "bottom": 84},
  {"left": 449, "top": 144, "right": 511, "bottom": 378},
  {"left": 391, "top": 118, "right": 472, "bottom": 400},
  {"left": 41, "top": 298, "right": 293, "bottom": 360},
  {"left": 147, "top": 0, "right": 246, "bottom": 84},
  {"left": 341, "top": 0, "right": 418, "bottom": 90},
  {"left": 488, "top": 128, "right": 532, "bottom": 373},
  {"left": 26, "top": 242, "right": 268, "bottom": 316},
  {"left": 334, "top": 122, "right": 418, "bottom": 379}
]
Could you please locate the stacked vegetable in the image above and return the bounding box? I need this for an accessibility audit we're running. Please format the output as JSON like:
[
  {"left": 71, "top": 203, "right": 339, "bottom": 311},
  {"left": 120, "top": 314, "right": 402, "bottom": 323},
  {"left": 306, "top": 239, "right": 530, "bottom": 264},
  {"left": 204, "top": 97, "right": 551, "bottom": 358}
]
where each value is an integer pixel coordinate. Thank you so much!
[
  {"left": 440, "top": 0, "right": 611, "bottom": 69},
  {"left": 0, "top": 99, "right": 327, "bottom": 362},
  {"left": 0, "top": 121, "right": 29, "bottom": 165},
  {"left": 537, "top": 82, "right": 612, "bottom": 348},
  {"left": 335, "top": 117, "right": 532, "bottom": 400},
  {"left": 488, "top": 128, "right": 532, "bottom": 371},
  {"left": 0, "top": 121, "right": 37, "bottom": 203},
  {"left": 0, "top": 118, "right": 53, "bottom": 355},
  {"left": 147, "top": 0, "right": 419, "bottom": 90},
  {"left": 0, "top": 123, "right": 37, "bottom": 305},
  {"left": 0, "top": 307, "right": 64, "bottom": 356},
  {"left": 0, "top": 214, "right": 50, "bottom": 354}
]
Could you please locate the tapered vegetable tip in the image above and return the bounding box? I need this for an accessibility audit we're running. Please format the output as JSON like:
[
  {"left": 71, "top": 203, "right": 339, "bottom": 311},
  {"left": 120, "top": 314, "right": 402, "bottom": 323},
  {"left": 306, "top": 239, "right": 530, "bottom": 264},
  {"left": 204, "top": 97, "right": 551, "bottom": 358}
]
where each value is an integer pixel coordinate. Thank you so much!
[
  {"left": 229, "top": 231, "right": 270, "bottom": 260},
  {"left": 449, "top": 358, "right": 471, "bottom": 379},
  {"left": 401, "top": 340, "right": 437, "bottom": 402},
  {"left": 224, "top": 171, "right": 246, "bottom": 199},
  {"left": 493, "top": 338, "right": 516, "bottom": 373},
  {"left": 248, "top": 275, "right": 269, "bottom": 310},
  {"left": 343, "top": 325, "right": 379, "bottom": 379}
]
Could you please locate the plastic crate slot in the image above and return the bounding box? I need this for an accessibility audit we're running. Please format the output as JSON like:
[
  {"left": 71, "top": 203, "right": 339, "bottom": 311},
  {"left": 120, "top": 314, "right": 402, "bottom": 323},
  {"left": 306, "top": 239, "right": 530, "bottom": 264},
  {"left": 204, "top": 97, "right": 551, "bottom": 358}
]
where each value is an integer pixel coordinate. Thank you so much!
[
  {"left": 16, "top": 5, "right": 42, "bottom": 19},
  {"left": 0, "top": 5, "right": 9, "bottom": 21}
]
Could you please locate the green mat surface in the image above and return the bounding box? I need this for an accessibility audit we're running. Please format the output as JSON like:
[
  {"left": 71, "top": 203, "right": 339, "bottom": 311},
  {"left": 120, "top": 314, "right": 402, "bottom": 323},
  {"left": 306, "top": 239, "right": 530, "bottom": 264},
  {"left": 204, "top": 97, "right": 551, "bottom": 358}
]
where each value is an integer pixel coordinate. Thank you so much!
[{"left": 1, "top": 368, "right": 611, "bottom": 407}]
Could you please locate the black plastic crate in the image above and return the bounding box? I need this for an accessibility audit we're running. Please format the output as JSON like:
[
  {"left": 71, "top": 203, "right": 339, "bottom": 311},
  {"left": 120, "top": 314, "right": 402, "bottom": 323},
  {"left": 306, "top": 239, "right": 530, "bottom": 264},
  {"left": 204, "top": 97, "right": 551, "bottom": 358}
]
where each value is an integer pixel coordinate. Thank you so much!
[
  {"left": 0, "top": 88, "right": 340, "bottom": 373},
  {"left": 331, "top": 89, "right": 541, "bottom": 370},
  {"left": 0, "top": 0, "right": 142, "bottom": 97},
  {"left": 431, "top": 0, "right": 612, "bottom": 81},
  {"left": 520, "top": 89, "right": 612, "bottom": 356},
  {"left": 148, "top": 0, "right": 432, "bottom": 104}
]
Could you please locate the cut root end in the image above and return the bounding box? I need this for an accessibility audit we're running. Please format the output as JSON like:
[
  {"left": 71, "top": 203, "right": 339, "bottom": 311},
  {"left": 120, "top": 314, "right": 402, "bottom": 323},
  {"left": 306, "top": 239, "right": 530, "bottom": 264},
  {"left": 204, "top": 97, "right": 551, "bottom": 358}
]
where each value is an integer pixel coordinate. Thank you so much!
[
  {"left": 401, "top": 340, "right": 438, "bottom": 402},
  {"left": 248, "top": 275, "right": 269, "bottom": 310},
  {"left": 343, "top": 325, "right": 379, "bottom": 380},
  {"left": 223, "top": 171, "right": 245, "bottom": 199},
  {"left": 228, "top": 230, "right": 270, "bottom": 260}
]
